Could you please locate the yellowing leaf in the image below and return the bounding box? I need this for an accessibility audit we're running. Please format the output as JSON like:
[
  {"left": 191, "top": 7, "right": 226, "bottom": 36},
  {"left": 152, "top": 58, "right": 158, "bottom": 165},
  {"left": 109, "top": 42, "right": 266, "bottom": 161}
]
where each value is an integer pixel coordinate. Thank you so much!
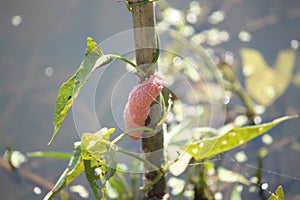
[
  {"left": 240, "top": 48, "right": 296, "bottom": 106},
  {"left": 182, "top": 115, "right": 296, "bottom": 161}
]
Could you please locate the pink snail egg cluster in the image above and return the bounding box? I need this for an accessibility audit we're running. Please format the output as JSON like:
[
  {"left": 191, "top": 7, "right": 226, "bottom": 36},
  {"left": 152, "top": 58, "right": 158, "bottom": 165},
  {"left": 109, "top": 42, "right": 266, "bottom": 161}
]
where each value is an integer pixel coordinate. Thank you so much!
[{"left": 123, "top": 72, "right": 164, "bottom": 140}]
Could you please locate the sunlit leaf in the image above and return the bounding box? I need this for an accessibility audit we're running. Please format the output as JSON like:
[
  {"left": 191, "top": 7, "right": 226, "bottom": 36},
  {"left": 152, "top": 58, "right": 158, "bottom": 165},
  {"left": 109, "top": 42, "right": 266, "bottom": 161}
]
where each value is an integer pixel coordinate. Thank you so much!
[
  {"left": 169, "top": 153, "right": 192, "bottom": 176},
  {"left": 268, "top": 185, "right": 285, "bottom": 200},
  {"left": 48, "top": 38, "right": 110, "bottom": 145},
  {"left": 81, "top": 128, "right": 114, "bottom": 160},
  {"left": 218, "top": 167, "right": 250, "bottom": 185},
  {"left": 182, "top": 115, "right": 297, "bottom": 160},
  {"left": 80, "top": 128, "right": 116, "bottom": 199},
  {"left": 240, "top": 48, "right": 296, "bottom": 106},
  {"left": 44, "top": 142, "right": 84, "bottom": 200}
]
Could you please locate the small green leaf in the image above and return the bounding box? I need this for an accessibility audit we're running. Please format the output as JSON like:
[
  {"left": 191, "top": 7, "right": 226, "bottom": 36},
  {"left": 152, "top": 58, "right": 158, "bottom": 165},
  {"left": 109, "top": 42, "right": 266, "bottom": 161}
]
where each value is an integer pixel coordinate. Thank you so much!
[
  {"left": 84, "top": 159, "right": 102, "bottom": 200},
  {"left": 105, "top": 145, "right": 118, "bottom": 182},
  {"left": 268, "top": 185, "right": 285, "bottom": 200},
  {"left": 86, "top": 37, "right": 103, "bottom": 56},
  {"left": 81, "top": 128, "right": 114, "bottom": 160},
  {"left": 26, "top": 151, "right": 71, "bottom": 159},
  {"left": 182, "top": 115, "right": 297, "bottom": 160},
  {"left": 44, "top": 142, "right": 84, "bottom": 200},
  {"left": 218, "top": 167, "right": 250, "bottom": 185},
  {"left": 48, "top": 38, "right": 111, "bottom": 145}
]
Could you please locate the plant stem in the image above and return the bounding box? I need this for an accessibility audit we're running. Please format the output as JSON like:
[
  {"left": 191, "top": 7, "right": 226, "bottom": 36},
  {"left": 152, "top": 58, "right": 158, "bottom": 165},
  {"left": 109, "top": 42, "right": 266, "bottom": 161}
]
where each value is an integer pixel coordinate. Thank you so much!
[
  {"left": 108, "top": 54, "right": 146, "bottom": 76},
  {"left": 177, "top": 165, "right": 197, "bottom": 200},
  {"left": 116, "top": 148, "right": 159, "bottom": 172},
  {"left": 129, "top": 0, "right": 167, "bottom": 199},
  {"left": 112, "top": 127, "right": 154, "bottom": 144}
]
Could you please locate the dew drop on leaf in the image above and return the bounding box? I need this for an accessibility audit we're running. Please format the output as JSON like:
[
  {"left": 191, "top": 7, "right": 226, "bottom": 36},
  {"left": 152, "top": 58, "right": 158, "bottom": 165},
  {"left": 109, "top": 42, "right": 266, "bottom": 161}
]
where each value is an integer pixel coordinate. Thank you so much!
[
  {"left": 192, "top": 148, "right": 199, "bottom": 154},
  {"left": 221, "top": 140, "right": 227, "bottom": 145}
]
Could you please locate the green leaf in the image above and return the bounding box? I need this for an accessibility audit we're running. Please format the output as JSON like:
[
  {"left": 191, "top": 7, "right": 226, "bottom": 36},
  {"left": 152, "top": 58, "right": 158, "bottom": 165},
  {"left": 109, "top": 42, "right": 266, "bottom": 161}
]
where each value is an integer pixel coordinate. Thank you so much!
[
  {"left": 48, "top": 38, "right": 109, "bottom": 145},
  {"left": 268, "top": 185, "right": 285, "bottom": 200},
  {"left": 86, "top": 37, "right": 103, "bottom": 56},
  {"left": 81, "top": 129, "right": 114, "bottom": 160},
  {"left": 218, "top": 167, "right": 250, "bottom": 185},
  {"left": 81, "top": 128, "right": 116, "bottom": 199},
  {"left": 26, "top": 151, "right": 71, "bottom": 159},
  {"left": 240, "top": 48, "right": 296, "bottom": 106},
  {"left": 84, "top": 159, "right": 102, "bottom": 200},
  {"left": 182, "top": 115, "right": 297, "bottom": 160},
  {"left": 44, "top": 142, "right": 84, "bottom": 200},
  {"left": 105, "top": 145, "right": 118, "bottom": 182}
]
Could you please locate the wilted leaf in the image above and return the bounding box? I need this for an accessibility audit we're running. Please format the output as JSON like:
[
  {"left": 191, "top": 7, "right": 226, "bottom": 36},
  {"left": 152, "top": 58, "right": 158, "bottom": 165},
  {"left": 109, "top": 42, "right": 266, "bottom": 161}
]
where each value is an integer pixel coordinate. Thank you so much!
[
  {"left": 268, "top": 185, "right": 285, "bottom": 200},
  {"left": 218, "top": 167, "right": 250, "bottom": 185},
  {"left": 44, "top": 142, "right": 84, "bottom": 200},
  {"left": 48, "top": 38, "right": 110, "bottom": 145},
  {"left": 182, "top": 115, "right": 297, "bottom": 160},
  {"left": 240, "top": 48, "right": 296, "bottom": 106}
]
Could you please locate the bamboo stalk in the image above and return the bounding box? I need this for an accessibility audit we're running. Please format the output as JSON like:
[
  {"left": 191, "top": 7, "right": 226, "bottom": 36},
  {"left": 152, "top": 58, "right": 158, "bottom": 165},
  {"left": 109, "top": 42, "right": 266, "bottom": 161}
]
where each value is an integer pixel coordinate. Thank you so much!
[{"left": 128, "top": 1, "right": 167, "bottom": 199}]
